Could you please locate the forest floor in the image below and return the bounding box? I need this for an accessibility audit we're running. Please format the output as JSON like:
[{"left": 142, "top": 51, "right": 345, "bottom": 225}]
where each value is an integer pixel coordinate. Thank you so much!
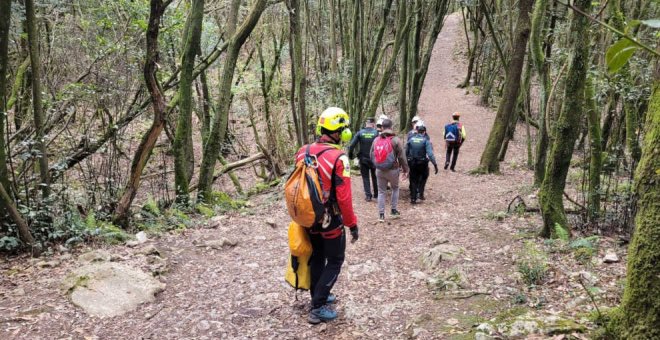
[{"left": 1, "top": 13, "right": 628, "bottom": 340}]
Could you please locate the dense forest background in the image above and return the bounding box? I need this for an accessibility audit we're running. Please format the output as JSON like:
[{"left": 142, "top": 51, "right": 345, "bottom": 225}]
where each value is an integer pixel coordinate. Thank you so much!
[{"left": 0, "top": 0, "right": 658, "bottom": 337}]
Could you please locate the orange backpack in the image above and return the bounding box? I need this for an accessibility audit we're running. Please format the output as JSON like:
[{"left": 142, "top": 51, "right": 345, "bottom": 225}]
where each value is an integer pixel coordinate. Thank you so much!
[{"left": 284, "top": 145, "right": 335, "bottom": 227}]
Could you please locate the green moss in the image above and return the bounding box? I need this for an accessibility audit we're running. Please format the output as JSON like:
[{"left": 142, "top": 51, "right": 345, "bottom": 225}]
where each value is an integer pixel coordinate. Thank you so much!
[
  {"left": 195, "top": 204, "right": 215, "bottom": 217},
  {"left": 492, "top": 306, "right": 529, "bottom": 324},
  {"left": 209, "top": 191, "right": 247, "bottom": 211},
  {"left": 485, "top": 211, "right": 508, "bottom": 221},
  {"left": 65, "top": 274, "right": 90, "bottom": 294},
  {"left": 247, "top": 179, "right": 281, "bottom": 196},
  {"left": 554, "top": 223, "right": 570, "bottom": 241},
  {"left": 84, "top": 212, "right": 128, "bottom": 244}
]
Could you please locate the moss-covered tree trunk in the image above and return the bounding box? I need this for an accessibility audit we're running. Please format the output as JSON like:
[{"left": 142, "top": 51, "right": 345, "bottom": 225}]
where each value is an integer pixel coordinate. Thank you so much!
[
  {"left": 197, "top": 0, "right": 268, "bottom": 202},
  {"left": 113, "top": 0, "right": 171, "bottom": 227},
  {"left": 585, "top": 77, "right": 602, "bottom": 222},
  {"left": 477, "top": 0, "right": 533, "bottom": 173},
  {"left": 530, "top": 0, "right": 550, "bottom": 186},
  {"left": 538, "top": 0, "right": 591, "bottom": 238},
  {"left": 0, "top": 0, "right": 11, "bottom": 196},
  {"left": 173, "top": 0, "right": 205, "bottom": 204},
  {"left": 609, "top": 77, "right": 660, "bottom": 340},
  {"left": 25, "top": 0, "right": 50, "bottom": 198}
]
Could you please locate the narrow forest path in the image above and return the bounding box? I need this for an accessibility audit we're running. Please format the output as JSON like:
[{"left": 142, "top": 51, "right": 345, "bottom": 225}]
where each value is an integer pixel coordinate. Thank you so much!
[{"left": 2, "top": 13, "right": 541, "bottom": 340}]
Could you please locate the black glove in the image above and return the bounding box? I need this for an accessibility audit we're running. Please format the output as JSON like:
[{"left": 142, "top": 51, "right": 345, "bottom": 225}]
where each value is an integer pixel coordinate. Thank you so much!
[
  {"left": 434, "top": 163, "right": 439, "bottom": 174},
  {"left": 349, "top": 226, "right": 359, "bottom": 243}
]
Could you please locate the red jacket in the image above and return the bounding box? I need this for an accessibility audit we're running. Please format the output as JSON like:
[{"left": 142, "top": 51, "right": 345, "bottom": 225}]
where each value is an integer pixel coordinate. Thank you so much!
[{"left": 295, "top": 136, "right": 358, "bottom": 230}]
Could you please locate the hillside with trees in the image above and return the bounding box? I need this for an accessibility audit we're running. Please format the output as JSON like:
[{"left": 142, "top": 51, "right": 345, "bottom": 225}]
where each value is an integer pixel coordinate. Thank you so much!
[{"left": 0, "top": 0, "right": 658, "bottom": 338}]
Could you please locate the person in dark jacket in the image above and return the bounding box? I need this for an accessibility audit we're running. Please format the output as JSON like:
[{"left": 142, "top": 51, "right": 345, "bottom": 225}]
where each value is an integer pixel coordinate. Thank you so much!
[
  {"left": 348, "top": 118, "right": 378, "bottom": 201},
  {"left": 406, "top": 121, "right": 438, "bottom": 203}
]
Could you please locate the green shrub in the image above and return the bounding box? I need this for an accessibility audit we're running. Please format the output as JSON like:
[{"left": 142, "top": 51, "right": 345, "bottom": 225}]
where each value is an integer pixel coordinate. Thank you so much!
[
  {"left": 570, "top": 236, "right": 599, "bottom": 264},
  {"left": 142, "top": 195, "right": 160, "bottom": 216},
  {"left": 517, "top": 241, "right": 548, "bottom": 285},
  {"left": 574, "top": 247, "right": 596, "bottom": 264}
]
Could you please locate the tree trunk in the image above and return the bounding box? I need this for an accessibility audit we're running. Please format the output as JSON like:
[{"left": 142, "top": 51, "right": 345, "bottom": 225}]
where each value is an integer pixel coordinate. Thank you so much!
[
  {"left": 477, "top": 0, "right": 533, "bottom": 173},
  {"left": 113, "top": 0, "right": 172, "bottom": 227},
  {"left": 288, "top": 0, "right": 307, "bottom": 143},
  {"left": 398, "top": 16, "right": 409, "bottom": 131},
  {"left": 585, "top": 77, "right": 602, "bottom": 222},
  {"left": 0, "top": 0, "right": 11, "bottom": 195},
  {"left": 609, "top": 77, "right": 660, "bottom": 339},
  {"left": 0, "top": 183, "right": 35, "bottom": 249},
  {"left": 608, "top": 0, "right": 641, "bottom": 167},
  {"left": 25, "top": 0, "right": 50, "bottom": 198},
  {"left": 499, "top": 56, "right": 532, "bottom": 161},
  {"left": 530, "top": 0, "right": 550, "bottom": 186},
  {"left": 538, "top": 0, "right": 591, "bottom": 238},
  {"left": 197, "top": 0, "right": 268, "bottom": 202},
  {"left": 328, "top": 0, "right": 339, "bottom": 103},
  {"left": 173, "top": 0, "right": 205, "bottom": 204},
  {"left": 365, "top": 0, "right": 411, "bottom": 120},
  {"left": 408, "top": 0, "right": 450, "bottom": 121},
  {"left": 347, "top": 0, "right": 362, "bottom": 127}
]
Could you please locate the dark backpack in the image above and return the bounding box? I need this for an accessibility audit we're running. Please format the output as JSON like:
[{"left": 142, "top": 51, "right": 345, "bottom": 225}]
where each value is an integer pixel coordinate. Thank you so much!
[
  {"left": 445, "top": 123, "right": 462, "bottom": 144},
  {"left": 372, "top": 135, "right": 396, "bottom": 170},
  {"left": 407, "top": 134, "right": 428, "bottom": 165}
]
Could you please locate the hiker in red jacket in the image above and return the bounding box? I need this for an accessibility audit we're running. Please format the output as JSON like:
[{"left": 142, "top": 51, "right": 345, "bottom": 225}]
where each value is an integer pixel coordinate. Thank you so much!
[{"left": 294, "top": 107, "right": 358, "bottom": 324}]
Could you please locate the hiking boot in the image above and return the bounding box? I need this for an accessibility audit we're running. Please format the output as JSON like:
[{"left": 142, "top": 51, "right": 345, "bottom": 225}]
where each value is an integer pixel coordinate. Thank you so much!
[
  {"left": 391, "top": 209, "right": 401, "bottom": 218},
  {"left": 419, "top": 194, "right": 426, "bottom": 201},
  {"left": 411, "top": 199, "right": 417, "bottom": 205},
  {"left": 326, "top": 293, "right": 337, "bottom": 304},
  {"left": 309, "top": 305, "right": 337, "bottom": 324},
  {"left": 450, "top": 168, "right": 456, "bottom": 172},
  {"left": 365, "top": 196, "right": 372, "bottom": 202},
  {"left": 378, "top": 213, "right": 385, "bottom": 222},
  {"left": 444, "top": 162, "right": 449, "bottom": 170}
]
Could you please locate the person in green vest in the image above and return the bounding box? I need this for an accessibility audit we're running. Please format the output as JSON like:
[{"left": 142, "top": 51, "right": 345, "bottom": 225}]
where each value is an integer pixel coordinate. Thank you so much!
[{"left": 348, "top": 118, "right": 379, "bottom": 201}]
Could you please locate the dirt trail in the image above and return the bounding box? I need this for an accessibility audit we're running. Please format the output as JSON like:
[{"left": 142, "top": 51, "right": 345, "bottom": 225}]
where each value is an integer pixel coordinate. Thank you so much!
[{"left": 1, "top": 13, "right": 539, "bottom": 340}]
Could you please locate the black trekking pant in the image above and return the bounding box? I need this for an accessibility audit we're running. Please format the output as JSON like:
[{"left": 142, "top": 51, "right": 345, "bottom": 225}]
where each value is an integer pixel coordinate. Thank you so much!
[
  {"left": 445, "top": 143, "right": 461, "bottom": 170},
  {"left": 359, "top": 159, "right": 378, "bottom": 199},
  {"left": 409, "top": 162, "right": 429, "bottom": 201},
  {"left": 309, "top": 229, "right": 346, "bottom": 308}
]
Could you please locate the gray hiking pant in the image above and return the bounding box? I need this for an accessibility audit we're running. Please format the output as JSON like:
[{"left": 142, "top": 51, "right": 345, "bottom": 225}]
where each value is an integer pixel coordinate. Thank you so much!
[{"left": 376, "top": 168, "right": 400, "bottom": 214}]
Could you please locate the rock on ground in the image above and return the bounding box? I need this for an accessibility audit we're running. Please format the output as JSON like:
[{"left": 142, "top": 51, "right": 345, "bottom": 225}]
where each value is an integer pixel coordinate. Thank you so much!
[{"left": 62, "top": 262, "right": 165, "bottom": 318}]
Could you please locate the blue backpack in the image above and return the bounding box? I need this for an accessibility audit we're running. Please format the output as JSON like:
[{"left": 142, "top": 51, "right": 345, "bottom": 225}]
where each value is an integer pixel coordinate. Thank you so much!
[{"left": 444, "top": 123, "right": 462, "bottom": 144}]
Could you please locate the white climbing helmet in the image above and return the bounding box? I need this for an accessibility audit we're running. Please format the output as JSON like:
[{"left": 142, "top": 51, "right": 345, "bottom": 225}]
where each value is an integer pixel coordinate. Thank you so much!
[{"left": 411, "top": 116, "right": 420, "bottom": 123}]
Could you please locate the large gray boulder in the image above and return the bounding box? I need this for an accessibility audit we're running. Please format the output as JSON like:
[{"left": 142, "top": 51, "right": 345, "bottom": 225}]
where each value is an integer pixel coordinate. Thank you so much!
[{"left": 62, "top": 262, "right": 165, "bottom": 317}]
